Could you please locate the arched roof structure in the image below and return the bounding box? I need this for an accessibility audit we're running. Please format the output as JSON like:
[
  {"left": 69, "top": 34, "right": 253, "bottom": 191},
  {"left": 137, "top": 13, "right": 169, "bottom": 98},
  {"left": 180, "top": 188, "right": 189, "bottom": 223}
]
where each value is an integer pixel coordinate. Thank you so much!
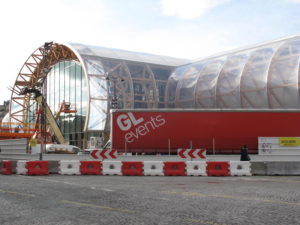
[
  {"left": 166, "top": 35, "right": 300, "bottom": 109},
  {"left": 9, "top": 42, "right": 189, "bottom": 137}
]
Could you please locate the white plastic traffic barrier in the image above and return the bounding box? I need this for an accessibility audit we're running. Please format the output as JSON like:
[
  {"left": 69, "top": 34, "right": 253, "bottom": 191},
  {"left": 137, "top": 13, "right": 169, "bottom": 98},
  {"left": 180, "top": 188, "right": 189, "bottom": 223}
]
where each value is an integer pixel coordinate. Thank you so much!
[
  {"left": 59, "top": 160, "right": 80, "bottom": 175},
  {"left": 144, "top": 161, "right": 164, "bottom": 176},
  {"left": 143, "top": 161, "right": 164, "bottom": 176},
  {"left": 186, "top": 161, "right": 207, "bottom": 176},
  {"left": 229, "top": 161, "right": 252, "bottom": 176},
  {"left": 103, "top": 161, "right": 122, "bottom": 175},
  {"left": 16, "top": 160, "right": 28, "bottom": 175}
]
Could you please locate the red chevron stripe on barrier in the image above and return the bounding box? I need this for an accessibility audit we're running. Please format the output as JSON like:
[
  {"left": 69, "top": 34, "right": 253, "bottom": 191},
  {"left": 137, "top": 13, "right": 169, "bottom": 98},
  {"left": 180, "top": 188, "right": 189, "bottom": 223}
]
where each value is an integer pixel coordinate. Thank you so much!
[
  {"left": 198, "top": 149, "right": 206, "bottom": 159},
  {"left": 178, "top": 149, "right": 186, "bottom": 158},
  {"left": 100, "top": 149, "right": 107, "bottom": 159},
  {"left": 90, "top": 150, "right": 98, "bottom": 159},
  {"left": 109, "top": 149, "right": 117, "bottom": 159},
  {"left": 178, "top": 148, "right": 206, "bottom": 159},
  {"left": 188, "top": 149, "right": 196, "bottom": 159}
]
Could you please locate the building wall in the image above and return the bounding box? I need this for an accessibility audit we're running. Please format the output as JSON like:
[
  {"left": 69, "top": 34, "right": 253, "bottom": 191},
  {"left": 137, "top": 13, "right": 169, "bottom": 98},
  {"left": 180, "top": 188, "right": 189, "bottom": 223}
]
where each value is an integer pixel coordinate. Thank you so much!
[{"left": 0, "top": 101, "right": 9, "bottom": 123}]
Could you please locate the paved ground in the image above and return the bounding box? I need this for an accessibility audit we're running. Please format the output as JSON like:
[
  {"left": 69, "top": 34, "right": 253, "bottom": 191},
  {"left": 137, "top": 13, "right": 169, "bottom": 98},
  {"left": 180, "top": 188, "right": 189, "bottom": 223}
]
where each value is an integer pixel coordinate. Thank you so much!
[{"left": 1, "top": 175, "right": 300, "bottom": 225}]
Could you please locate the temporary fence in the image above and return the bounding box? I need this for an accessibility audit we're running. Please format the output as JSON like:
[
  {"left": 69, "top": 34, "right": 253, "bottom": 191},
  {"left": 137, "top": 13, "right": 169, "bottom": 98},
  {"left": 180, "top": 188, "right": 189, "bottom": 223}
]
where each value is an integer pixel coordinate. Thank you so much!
[{"left": 1, "top": 160, "right": 256, "bottom": 176}]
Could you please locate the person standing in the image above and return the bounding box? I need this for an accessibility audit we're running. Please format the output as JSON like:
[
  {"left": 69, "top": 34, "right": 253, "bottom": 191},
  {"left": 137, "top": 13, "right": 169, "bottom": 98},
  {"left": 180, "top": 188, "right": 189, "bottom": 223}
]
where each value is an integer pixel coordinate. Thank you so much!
[{"left": 240, "top": 144, "right": 251, "bottom": 161}]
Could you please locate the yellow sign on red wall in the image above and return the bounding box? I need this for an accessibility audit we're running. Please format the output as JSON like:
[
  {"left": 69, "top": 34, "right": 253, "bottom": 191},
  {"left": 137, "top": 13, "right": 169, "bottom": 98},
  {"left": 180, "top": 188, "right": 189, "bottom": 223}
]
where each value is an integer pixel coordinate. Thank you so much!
[{"left": 280, "top": 137, "right": 300, "bottom": 147}]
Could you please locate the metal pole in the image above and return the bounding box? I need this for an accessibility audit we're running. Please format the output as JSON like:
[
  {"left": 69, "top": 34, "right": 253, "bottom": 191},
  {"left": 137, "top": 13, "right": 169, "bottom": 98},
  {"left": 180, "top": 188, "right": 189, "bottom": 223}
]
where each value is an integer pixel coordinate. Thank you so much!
[
  {"left": 168, "top": 138, "right": 171, "bottom": 156},
  {"left": 213, "top": 137, "right": 215, "bottom": 155},
  {"left": 125, "top": 139, "right": 127, "bottom": 156},
  {"left": 190, "top": 140, "right": 193, "bottom": 161},
  {"left": 114, "top": 79, "right": 117, "bottom": 108},
  {"left": 39, "top": 43, "right": 51, "bottom": 160},
  {"left": 40, "top": 99, "right": 46, "bottom": 161},
  {"left": 39, "top": 105, "right": 44, "bottom": 161}
]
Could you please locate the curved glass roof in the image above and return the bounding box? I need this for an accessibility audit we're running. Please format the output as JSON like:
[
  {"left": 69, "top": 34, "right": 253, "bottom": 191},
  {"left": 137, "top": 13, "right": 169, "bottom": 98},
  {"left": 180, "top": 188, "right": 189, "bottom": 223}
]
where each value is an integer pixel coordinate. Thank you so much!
[
  {"left": 69, "top": 43, "right": 190, "bottom": 67},
  {"left": 166, "top": 35, "right": 300, "bottom": 109},
  {"left": 66, "top": 43, "right": 189, "bottom": 132}
]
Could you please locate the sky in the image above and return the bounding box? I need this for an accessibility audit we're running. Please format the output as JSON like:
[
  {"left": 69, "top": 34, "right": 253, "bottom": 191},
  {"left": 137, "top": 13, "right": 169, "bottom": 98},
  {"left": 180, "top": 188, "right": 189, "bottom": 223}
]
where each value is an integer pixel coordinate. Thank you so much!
[{"left": 0, "top": 0, "right": 300, "bottom": 103}]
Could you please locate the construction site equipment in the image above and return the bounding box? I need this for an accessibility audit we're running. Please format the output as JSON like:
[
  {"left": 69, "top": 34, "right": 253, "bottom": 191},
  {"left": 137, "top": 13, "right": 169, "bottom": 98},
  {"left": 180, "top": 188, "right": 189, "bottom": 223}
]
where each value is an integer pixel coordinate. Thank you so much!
[{"left": 18, "top": 87, "right": 66, "bottom": 144}]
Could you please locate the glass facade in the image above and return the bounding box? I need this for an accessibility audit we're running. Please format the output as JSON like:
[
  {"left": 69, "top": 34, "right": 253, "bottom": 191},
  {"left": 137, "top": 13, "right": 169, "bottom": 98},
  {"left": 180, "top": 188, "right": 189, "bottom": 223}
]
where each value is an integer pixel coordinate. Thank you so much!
[
  {"left": 81, "top": 56, "right": 176, "bottom": 137},
  {"left": 9, "top": 35, "right": 300, "bottom": 149},
  {"left": 68, "top": 42, "right": 187, "bottom": 144},
  {"left": 46, "top": 61, "right": 87, "bottom": 148},
  {"left": 166, "top": 36, "right": 300, "bottom": 109}
]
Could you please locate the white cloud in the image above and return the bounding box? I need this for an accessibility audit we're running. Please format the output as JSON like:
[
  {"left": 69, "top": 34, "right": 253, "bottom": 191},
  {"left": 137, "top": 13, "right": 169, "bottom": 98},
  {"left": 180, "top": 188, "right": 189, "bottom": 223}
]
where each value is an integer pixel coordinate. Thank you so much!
[
  {"left": 288, "top": 0, "right": 300, "bottom": 3},
  {"left": 160, "top": 0, "right": 230, "bottom": 19},
  {"left": 103, "top": 23, "right": 237, "bottom": 60}
]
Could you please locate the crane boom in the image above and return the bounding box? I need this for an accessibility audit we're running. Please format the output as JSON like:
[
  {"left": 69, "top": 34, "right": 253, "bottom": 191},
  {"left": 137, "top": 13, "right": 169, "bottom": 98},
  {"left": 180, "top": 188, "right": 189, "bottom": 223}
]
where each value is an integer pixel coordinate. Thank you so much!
[
  {"left": 19, "top": 87, "right": 67, "bottom": 144},
  {"left": 35, "top": 95, "right": 67, "bottom": 144}
]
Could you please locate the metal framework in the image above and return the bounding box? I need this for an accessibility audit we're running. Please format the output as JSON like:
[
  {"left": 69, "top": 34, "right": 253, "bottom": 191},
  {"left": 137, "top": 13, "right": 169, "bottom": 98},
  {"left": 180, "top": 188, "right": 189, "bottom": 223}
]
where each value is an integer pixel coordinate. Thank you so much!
[
  {"left": 9, "top": 44, "right": 78, "bottom": 129},
  {"left": 7, "top": 42, "right": 183, "bottom": 148}
]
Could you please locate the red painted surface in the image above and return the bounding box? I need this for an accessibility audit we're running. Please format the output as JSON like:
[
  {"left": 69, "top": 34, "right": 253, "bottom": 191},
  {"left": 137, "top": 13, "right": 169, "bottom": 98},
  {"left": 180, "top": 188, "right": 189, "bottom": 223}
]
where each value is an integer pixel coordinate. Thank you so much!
[
  {"left": 80, "top": 161, "right": 102, "bottom": 175},
  {"left": 122, "top": 161, "right": 144, "bottom": 176},
  {"left": 111, "top": 111, "right": 300, "bottom": 153},
  {"left": 27, "top": 161, "right": 49, "bottom": 175},
  {"left": 1, "top": 160, "right": 12, "bottom": 175},
  {"left": 164, "top": 162, "right": 186, "bottom": 176},
  {"left": 207, "top": 161, "right": 230, "bottom": 176}
]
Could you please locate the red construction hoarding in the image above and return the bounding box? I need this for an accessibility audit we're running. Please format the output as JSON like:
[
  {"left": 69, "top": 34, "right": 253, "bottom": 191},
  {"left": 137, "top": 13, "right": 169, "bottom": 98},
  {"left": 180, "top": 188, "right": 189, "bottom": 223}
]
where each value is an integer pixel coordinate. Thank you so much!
[{"left": 111, "top": 110, "right": 300, "bottom": 154}]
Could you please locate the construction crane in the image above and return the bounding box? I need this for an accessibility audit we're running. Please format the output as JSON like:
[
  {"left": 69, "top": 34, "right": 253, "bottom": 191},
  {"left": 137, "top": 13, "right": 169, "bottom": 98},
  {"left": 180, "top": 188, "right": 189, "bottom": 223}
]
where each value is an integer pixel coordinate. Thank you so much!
[{"left": 19, "top": 87, "right": 67, "bottom": 144}]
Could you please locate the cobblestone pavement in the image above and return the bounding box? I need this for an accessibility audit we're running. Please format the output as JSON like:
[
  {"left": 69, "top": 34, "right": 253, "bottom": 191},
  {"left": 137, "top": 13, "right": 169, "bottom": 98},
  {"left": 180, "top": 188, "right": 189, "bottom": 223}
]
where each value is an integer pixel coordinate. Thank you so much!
[{"left": 1, "top": 175, "right": 300, "bottom": 225}]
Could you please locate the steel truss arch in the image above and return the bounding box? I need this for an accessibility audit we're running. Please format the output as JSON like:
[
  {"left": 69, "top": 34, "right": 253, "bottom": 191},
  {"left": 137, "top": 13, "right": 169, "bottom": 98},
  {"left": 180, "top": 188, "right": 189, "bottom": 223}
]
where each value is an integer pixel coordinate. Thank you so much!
[{"left": 9, "top": 43, "right": 78, "bottom": 129}]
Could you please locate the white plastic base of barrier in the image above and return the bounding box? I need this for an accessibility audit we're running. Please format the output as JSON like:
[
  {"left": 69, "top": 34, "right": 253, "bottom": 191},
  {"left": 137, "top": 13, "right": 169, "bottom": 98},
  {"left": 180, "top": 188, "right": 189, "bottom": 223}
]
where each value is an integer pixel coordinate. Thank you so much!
[
  {"left": 16, "top": 160, "right": 28, "bottom": 175},
  {"left": 59, "top": 160, "right": 80, "bottom": 175},
  {"left": 144, "top": 161, "right": 164, "bottom": 176},
  {"left": 186, "top": 161, "right": 207, "bottom": 176},
  {"left": 230, "top": 161, "right": 252, "bottom": 176},
  {"left": 103, "top": 161, "right": 122, "bottom": 175}
]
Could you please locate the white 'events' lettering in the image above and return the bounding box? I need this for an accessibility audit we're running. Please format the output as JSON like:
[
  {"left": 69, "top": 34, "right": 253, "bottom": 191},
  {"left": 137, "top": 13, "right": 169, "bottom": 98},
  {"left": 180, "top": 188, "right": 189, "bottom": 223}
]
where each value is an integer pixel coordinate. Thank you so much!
[{"left": 119, "top": 114, "right": 166, "bottom": 143}]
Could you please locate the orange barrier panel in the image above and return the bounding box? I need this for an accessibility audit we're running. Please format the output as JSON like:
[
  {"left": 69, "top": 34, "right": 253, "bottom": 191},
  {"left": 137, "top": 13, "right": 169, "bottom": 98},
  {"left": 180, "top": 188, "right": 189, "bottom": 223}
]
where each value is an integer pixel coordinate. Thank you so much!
[
  {"left": 26, "top": 161, "right": 49, "bottom": 175},
  {"left": 207, "top": 161, "right": 230, "bottom": 176},
  {"left": 163, "top": 162, "right": 186, "bottom": 176},
  {"left": 1, "top": 160, "right": 12, "bottom": 175},
  {"left": 122, "top": 161, "right": 144, "bottom": 176},
  {"left": 80, "top": 161, "right": 102, "bottom": 175}
]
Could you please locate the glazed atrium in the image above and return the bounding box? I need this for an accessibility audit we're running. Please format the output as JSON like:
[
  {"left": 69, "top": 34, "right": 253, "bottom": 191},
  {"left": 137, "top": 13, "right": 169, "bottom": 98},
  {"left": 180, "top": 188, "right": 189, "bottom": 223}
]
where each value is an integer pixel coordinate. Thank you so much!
[{"left": 4, "top": 35, "right": 300, "bottom": 148}]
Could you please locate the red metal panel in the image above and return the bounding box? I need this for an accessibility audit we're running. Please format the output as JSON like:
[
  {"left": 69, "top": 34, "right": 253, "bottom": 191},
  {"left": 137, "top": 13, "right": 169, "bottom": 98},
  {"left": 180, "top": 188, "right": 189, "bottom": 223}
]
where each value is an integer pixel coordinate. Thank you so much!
[{"left": 112, "top": 111, "right": 300, "bottom": 153}]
